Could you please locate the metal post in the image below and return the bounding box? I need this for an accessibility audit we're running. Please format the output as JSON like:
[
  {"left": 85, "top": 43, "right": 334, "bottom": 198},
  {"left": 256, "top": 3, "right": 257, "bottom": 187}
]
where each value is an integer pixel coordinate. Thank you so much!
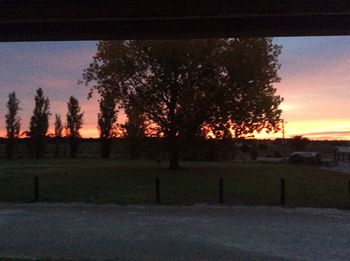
[
  {"left": 280, "top": 178, "right": 285, "bottom": 205},
  {"left": 219, "top": 177, "right": 224, "bottom": 204},
  {"left": 34, "top": 176, "right": 39, "bottom": 202},
  {"left": 155, "top": 177, "right": 160, "bottom": 203}
]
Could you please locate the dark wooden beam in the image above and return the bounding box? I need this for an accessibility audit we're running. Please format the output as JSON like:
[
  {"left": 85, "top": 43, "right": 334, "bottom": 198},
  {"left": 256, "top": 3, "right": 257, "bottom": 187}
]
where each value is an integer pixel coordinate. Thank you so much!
[{"left": 1, "top": 0, "right": 350, "bottom": 41}]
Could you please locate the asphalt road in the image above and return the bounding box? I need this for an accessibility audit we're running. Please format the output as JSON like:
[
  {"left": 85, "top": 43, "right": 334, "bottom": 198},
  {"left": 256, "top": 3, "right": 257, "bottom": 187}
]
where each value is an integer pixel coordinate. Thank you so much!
[{"left": 1, "top": 203, "right": 350, "bottom": 260}]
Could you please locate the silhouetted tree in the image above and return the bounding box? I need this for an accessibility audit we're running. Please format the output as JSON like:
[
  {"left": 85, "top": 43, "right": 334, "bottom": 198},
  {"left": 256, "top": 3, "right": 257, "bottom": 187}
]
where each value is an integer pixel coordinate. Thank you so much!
[
  {"left": 66, "top": 96, "right": 83, "bottom": 158},
  {"left": 98, "top": 91, "right": 117, "bottom": 158},
  {"left": 5, "top": 92, "right": 21, "bottom": 159},
  {"left": 122, "top": 95, "right": 146, "bottom": 159},
  {"left": 81, "top": 39, "right": 283, "bottom": 169},
  {"left": 54, "top": 114, "right": 64, "bottom": 157},
  {"left": 28, "top": 88, "right": 50, "bottom": 158}
]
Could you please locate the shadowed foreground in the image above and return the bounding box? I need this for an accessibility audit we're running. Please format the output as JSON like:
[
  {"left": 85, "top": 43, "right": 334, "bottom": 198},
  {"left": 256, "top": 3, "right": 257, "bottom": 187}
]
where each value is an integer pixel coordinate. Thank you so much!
[
  {"left": 0, "top": 159, "right": 349, "bottom": 208},
  {"left": 1, "top": 204, "right": 350, "bottom": 260}
]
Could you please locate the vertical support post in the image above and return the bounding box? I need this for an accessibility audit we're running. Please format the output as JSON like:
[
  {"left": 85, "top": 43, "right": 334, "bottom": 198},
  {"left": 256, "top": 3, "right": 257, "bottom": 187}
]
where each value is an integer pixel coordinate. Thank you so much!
[
  {"left": 155, "top": 177, "right": 160, "bottom": 204},
  {"left": 219, "top": 177, "right": 224, "bottom": 204},
  {"left": 34, "top": 176, "right": 39, "bottom": 202},
  {"left": 280, "top": 178, "right": 285, "bottom": 205}
]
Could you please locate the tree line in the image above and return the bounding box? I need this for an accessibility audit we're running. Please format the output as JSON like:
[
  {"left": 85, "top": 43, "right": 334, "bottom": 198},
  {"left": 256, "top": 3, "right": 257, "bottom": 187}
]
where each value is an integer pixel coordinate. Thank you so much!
[
  {"left": 5, "top": 88, "right": 92, "bottom": 159},
  {"left": 4, "top": 38, "right": 283, "bottom": 168}
]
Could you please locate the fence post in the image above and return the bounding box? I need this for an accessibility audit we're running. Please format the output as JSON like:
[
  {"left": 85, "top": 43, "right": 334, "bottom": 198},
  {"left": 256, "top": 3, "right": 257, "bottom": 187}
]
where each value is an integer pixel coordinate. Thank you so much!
[
  {"left": 34, "top": 176, "right": 39, "bottom": 202},
  {"left": 155, "top": 177, "right": 160, "bottom": 204},
  {"left": 348, "top": 180, "right": 350, "bottom": 204},
  {"left": 280, "top": 178, "right": 285, "bottom": 205},
  {"left": 219, "top": 177, "right": 224, "bottom": 204}
]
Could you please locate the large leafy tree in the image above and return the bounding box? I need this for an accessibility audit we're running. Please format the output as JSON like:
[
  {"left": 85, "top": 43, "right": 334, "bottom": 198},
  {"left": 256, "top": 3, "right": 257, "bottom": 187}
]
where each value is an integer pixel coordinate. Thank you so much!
[
  {"left": 97, "top": 91, "right": 118, "bottom": 158},
  {"left": 66, "top": 96, "right": 84, "bottom": 158},
  {"left": 29, "top": 88, "right": 50, "bottom": 158},
  {"left": 81, "top": 39, "right": 283, "bottom": 169},
  {"left": 54, "top": 114, "right": 64, "bottom": 138},
  {"left": 5, "top": 92, "right": 21, "bottom": 159},
  {"left": 205, "top": 38, "right": 283, "bottom": 139}
]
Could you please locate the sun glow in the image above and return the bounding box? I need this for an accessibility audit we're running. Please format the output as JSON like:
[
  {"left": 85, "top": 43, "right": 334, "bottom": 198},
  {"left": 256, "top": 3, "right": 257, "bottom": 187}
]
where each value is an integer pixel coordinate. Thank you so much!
[{"left": 3, "top": 120, "right": 350, "bottom": 141}]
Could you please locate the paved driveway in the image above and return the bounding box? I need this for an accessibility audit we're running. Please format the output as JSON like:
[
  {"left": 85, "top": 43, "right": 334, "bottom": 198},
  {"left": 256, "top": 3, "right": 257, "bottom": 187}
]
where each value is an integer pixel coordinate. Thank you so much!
[{"left": 1, "top": 203, "right": 350, "bottom": 260}]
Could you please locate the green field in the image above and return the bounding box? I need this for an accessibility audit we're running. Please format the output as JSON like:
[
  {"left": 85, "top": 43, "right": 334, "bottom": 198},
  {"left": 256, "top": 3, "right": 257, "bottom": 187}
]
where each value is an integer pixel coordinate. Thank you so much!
[{"left": 0, "top": 159, "right": 349, "bottom": 208}]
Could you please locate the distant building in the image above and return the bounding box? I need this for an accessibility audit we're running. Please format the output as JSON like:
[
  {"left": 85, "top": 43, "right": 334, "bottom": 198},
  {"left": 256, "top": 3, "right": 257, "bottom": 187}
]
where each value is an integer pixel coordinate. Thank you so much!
[
  {"left": 289, "top": 152, "right": 321, "bottom": 164},
  {"left": 335, "top": 146, "right": 350, "bottom": 162}
]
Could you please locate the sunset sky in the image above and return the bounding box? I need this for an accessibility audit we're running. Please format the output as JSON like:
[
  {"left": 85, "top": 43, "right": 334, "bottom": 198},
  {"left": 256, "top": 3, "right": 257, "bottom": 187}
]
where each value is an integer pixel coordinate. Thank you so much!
[{"left": 0, "top": 36, "right": 350, "bottom": 140}]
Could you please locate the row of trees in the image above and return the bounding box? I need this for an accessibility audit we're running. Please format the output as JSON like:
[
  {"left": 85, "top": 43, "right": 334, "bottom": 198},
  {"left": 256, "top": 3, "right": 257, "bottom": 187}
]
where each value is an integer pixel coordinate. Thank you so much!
[
  {"left": 4, "top": 38, "right": 284, "bottom": 167},
  {"left": 5, "top": 88, "right": 84, "bottom": 159},
  {"left": 80, "top": 38, "right": 284, "bottom": 169}
]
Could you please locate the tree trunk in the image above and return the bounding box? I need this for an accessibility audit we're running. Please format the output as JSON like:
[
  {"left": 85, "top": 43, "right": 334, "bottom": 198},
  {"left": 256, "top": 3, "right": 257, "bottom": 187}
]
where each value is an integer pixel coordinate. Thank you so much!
[
  {"left": 54, "top": 137, "right": 61, "bottom": 158},
  {"left": 100, "top": 138, "right": 112, "bottom": 159},
  {"left": 168, "top": 100, "right": 179, "bottom": 170},
  {"left": 69, "top": 137, "right": 79, "bottom": 159},
  {"left": 5, "top": 138, "right": 14, "bottom": 160},
  {"left": 35, "top": 137, "right": 45, "bottom": 159},
  {"left": 168, "top": 130, "right": 179, "bottom": 169},
  {"left": 167, "top": 80, "right": 180, "bottom": 170}
]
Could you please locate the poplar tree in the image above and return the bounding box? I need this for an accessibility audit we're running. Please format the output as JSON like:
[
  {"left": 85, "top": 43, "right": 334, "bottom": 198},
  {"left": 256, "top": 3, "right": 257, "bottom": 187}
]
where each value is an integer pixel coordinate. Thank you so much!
[
  {"left": 54, "top": 114, "right": 63, "bottom": 157},
  {"left": 66, "top": 96, "right": 83, "bottom": 158},
  {"left": 5, "top": 92, "right": 21, "bottom": 159},
  {"left": 29, "top": 88, "right": 50, "bottom": 158},
  {"left": 97, "top": 92, "right": 117, "bottom": 158},
  {"left": 122, "top": 95, "right": 146, "bottom": 159}
]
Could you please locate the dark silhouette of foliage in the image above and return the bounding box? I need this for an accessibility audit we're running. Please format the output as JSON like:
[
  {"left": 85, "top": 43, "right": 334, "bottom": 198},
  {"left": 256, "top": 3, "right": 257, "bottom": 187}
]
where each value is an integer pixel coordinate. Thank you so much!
[
  {"left": 250, "top": 146, "right": 259, "bottom": 161},
  {"left": 273, "top": 150, "right": 282, "bottom": 158},
  {"left": 66, "top": 96, "right": 84, "bottom": 158},
  {"left": 290, "top": 135, "right": 309, "bottom": 151},
  {"left": 5, "top": 92, "right": 21, "bottom": 159},
  {"left": 28, "top": 88, "right": 50, "bottom": 158},
  {"left": 205, "top": 38, "right": 283, "bottom": 139},
  {"left": 54, "top": 114, "right": 64, "bottom": 157},
  {"left": 240, "top": 143, "right": 250, "bottom": 153},
  {"left": 122, "top": 95, "right": 146, "bottom": 159},
  {"left": 81, "top": 39, "right": 283, "bottom": 169},
  {"left": 98, "top": 91, "right": 117, "bottom": 158}
]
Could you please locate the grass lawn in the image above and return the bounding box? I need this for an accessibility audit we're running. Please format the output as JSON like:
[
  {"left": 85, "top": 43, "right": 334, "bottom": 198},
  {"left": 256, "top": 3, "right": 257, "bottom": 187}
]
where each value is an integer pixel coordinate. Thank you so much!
[{"left": 0, "top": 159, "right": 349, "bottom": 208}]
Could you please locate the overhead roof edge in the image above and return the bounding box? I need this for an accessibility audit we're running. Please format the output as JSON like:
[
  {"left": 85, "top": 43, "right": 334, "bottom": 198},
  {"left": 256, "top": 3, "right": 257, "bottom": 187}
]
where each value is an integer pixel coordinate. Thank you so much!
[{"left": 1, "top": 0, "right": 350, "bottom": 41}]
